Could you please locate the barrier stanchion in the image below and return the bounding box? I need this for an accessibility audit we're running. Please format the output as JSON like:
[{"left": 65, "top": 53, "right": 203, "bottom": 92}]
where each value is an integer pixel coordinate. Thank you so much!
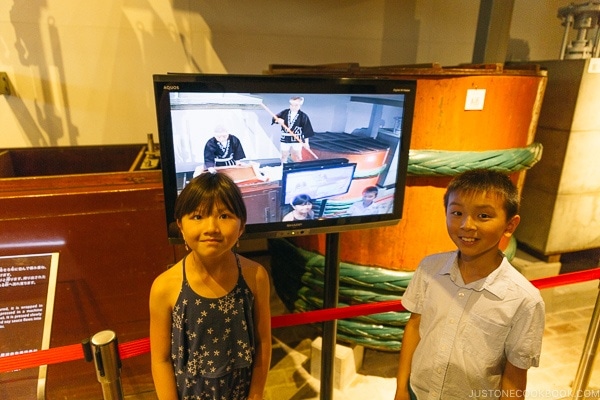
[
  {"left": 568, "top": 282, "right": 600, "bottom": 400},
  {"left": 82, "top": 330, "right": 124, "bottom": 400}
]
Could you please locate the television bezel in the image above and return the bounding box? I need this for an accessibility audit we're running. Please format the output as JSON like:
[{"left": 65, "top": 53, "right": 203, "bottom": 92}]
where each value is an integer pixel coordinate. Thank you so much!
[{"left": 153, "top": 73, "right": 416, "bottom": 242}]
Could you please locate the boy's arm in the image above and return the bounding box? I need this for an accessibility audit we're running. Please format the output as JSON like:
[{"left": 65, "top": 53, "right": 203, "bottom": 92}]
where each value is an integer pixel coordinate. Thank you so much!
[
  {"left": 394, "top": 312, "right": 421, "bottom": 400},
  {"left": 247, "top": 264, "right": 272, "bottom": 400},
  {"left": 500, "top": 361, "right": 527, "bottom": 400}
]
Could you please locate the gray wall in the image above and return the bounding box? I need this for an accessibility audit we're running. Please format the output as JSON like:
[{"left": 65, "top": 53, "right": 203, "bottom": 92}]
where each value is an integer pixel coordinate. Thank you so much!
[{"left": 0, "top": 0, "right": 572, "bottom": 148}]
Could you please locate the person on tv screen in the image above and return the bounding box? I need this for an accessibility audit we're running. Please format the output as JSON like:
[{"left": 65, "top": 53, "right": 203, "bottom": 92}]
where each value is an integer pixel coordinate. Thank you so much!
[
  {"left": 282, "top": 194, "right": 315, "bottom": 221},
  {"left": 347, "top": 186, "right": 381, "bottom": 216},
  {"left": 149, "top": 171, "right": 272, "bottom": 400},
  {"left": 394, "top": 169, "right": 544, "bottom": 400},
  {"left": 272, "top": 96, "right": 314, "bottom": 163},
  {"left": 203, "top": 124, "right": 246, "bottom": 168}
]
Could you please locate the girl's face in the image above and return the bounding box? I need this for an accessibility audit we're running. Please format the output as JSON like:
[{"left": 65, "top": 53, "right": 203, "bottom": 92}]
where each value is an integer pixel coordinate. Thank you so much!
[
  {"left": 292, "top": 202, "right": 312, "bottom": 217},
  {"left": 178, "top": 202, "right": 243, "bottom": 259},
  {"left": 445, "top": 190, "right": 519, "bottom": 264}
]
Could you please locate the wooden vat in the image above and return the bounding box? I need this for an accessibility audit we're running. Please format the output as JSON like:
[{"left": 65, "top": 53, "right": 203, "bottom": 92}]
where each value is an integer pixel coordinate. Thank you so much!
[
  {"left": 0, "top": 145, "right": 174, "bottom": 398},
  {"left": 276, "top": 64, "right": 547, "bottom": 271}
]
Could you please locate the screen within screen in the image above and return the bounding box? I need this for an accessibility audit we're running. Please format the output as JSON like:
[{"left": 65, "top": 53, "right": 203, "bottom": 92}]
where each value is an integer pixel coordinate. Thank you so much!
[{"left": 154, "top": 75, "right": 415, "bottom": 240}]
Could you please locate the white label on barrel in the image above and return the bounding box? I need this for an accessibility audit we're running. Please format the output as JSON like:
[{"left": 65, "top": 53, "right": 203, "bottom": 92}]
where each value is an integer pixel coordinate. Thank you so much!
[{"left": 465, "top": 89, "right": 486, "bottom": 111}]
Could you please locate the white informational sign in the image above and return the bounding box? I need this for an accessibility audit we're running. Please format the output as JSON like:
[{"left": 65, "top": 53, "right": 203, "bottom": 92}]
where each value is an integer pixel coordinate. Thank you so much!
[
  {"left": 465, "top": 88, "right": 486, "bottom": 111},
  {"left": 0, "top": 253, "right": 59, "bottom": 400}
]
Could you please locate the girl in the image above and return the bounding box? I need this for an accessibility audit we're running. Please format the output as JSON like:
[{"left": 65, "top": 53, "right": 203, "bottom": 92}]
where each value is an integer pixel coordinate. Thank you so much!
[
  {"left": 282, "top": 194, "right": 315, "bottom": 221},
  {"left": 149, "top": 171, "right": 271, "bottom": 400}
]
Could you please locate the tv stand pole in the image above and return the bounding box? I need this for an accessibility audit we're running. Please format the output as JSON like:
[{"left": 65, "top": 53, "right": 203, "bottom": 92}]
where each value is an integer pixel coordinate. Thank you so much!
[{"left": 320, "top": 232, "right": 340, "bottom": 400}]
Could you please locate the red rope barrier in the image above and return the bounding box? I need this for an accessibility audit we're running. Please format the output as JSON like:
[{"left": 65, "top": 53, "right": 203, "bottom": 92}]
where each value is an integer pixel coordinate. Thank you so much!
[
  {"left": 0, "top": 343, "right": 83, "bottom": 374},
  {"left": 530, "top": 267, "right": 600, "bottom": 290},
  {"left": 2, "top": 267, "right": 599, "bottom": 374},
  {"left": 271, "top": 300, "right": 405, "bottom": 328},
  {"left": 119, "top": 337, "right": 151, "bottom": 359}
]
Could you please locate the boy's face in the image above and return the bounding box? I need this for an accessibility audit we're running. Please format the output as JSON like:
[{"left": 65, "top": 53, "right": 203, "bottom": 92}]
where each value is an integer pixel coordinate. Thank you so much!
[
  {"left": 445, "top": 190, "right": 520, "bottom": 264},
  {"left": 362, "top": 192, "right": 377, "bottom": 205}
]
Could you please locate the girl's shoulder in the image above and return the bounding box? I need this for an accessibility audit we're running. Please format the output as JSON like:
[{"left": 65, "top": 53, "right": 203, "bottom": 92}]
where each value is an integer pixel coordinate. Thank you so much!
[
  {"left": 238, "top": 255, "right": 266, "bottom": 274},
  {"left": 238, "top": 255, "right": 269, "bottom": 290},
  {"left": 150, "top": 260, "right": 184, "bottom": 298}
]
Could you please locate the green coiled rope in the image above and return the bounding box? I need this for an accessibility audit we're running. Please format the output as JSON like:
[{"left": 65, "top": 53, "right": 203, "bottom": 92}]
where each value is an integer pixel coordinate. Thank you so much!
[{"left": 407, "top": 142, "right": 543, "bottom": 176}]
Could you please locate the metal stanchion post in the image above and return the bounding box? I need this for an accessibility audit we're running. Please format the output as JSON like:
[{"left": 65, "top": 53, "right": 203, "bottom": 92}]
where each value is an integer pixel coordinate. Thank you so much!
[
  {"left": 569, "top": 282, "right": 600, "bottom": 400},
  {"left": 82, "top": 330, "right": 124, "bottom": 400},
  {"left": 321, "top": 232, "right": 340, "bottom": 400}
]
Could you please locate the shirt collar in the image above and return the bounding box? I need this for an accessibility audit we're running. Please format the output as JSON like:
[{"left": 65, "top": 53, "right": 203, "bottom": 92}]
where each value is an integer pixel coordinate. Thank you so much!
[{"left": 438, "top": 250, "right": 510, "bottom": 299}]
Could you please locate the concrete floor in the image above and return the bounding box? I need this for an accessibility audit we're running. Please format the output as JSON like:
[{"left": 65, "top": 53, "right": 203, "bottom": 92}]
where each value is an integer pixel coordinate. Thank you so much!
[
  {"left": 261, "top": 249, "right": 600, "bottom": 400},
  {"left": 262, "top": 297, "right": 600, "bottom": 400}
]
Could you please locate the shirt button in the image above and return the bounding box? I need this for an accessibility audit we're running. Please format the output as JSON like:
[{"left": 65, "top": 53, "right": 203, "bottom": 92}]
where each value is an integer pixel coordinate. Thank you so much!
[{"left": 458, "top": 292, "right": 465, "bottom": 297}]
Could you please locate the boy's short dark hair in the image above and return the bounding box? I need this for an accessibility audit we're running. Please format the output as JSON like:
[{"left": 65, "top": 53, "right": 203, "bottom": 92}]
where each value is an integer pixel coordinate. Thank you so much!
[
  {"left": 363, "top": 186, "right": 379, "bottom": 196},
  {"left": 443, "top": 169, "right": 520, "bottom": 219},
  {"left": 174, "top": 171, "right": 247, "bottom": 226}
]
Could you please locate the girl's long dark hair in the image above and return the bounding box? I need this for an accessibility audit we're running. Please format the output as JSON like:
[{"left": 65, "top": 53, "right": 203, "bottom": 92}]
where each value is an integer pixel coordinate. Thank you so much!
[{"left": 174, "top": 171, "right": 247, "bottom": 226}]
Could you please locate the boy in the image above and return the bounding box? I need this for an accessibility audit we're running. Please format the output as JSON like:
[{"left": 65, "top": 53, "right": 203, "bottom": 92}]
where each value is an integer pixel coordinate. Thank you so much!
[
  {"left": 394, "top": 169, "right": 545, "bottom": 400},
  {"left": 347, "top": 186, "right": 380, "bottom": 216}
]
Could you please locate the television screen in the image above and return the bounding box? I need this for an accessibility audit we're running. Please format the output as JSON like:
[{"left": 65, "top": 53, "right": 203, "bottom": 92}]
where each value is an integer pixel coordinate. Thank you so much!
[{"left": 153, "top": 74, "right": 416, "bottom": 242}]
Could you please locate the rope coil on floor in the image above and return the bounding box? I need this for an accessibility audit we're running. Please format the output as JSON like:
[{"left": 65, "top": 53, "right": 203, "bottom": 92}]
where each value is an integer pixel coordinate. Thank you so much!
[{"left": 1, "top": 266, "right": 599, "bottom": 374}]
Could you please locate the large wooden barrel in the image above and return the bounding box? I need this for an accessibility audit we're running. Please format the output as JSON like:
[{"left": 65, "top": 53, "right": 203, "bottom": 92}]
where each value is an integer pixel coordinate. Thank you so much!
[{"left": 281, "top": 63, "right": 548, "bottom": 271}]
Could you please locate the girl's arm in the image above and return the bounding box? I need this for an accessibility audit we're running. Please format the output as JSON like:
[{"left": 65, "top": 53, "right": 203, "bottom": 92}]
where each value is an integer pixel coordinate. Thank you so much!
[
  {"left": 247, "top": 264, "right": 272, "bottom": 400},
  {"left": 394, "top": 313, "right": 421, "bottom": 400},
  {"left": 149, "top": 275, "right": 179, "bottom": 400},
  {"left": 500, "top": 361, "right": 527, "bottom": 400}
]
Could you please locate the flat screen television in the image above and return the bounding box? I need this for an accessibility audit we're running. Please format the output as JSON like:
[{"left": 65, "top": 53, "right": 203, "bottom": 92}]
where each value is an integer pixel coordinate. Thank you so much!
[{"left": 153, "top": 73, "right": 416, "bottom": 242}]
